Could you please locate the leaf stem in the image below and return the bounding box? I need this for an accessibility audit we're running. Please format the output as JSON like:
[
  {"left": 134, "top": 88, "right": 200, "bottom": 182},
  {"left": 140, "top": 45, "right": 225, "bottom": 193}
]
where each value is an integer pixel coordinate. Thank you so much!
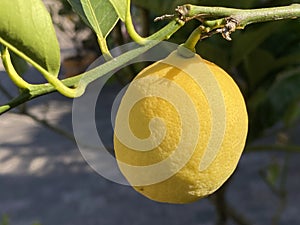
[
  {"left": 125, "top": 0, "right": 148, "bottom": 44},
  {"left": 97, "top": 35, "right": 113, "bottom": 61},
  {"left": 0, "top": 37, "right": 59, "bottom": 78},
  {"left": 0, "top": 47, "right": 31, "bottom": 89},
  {"left": 39, "top": 71, "right": 85, "bottom": 98},
  {"left": 0, "top": 37, "right": 78, "bottom": 97}
]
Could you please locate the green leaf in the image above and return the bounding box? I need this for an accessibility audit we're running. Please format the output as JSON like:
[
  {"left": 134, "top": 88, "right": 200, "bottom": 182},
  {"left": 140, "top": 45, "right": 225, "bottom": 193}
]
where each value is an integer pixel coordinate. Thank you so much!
[
  {"left": 0, "top": 0, "right": 60, "bottom": 76},
  {"left": 68, "top": 0, "right": 119, "bottom": 55},
  {"left": 67, "top": 0, "right": 92, "bottom": 28},
  {"left": 80, "top": 0, "right": 119, "bottom": 38},
  {"left": 109, "top": 0, "right": 127, "bottom": 21}
]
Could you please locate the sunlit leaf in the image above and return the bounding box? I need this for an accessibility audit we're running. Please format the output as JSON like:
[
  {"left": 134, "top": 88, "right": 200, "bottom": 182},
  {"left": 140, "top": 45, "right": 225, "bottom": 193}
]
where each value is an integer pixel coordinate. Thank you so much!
[
  {"left": 109, "top": 0, "right": 127, "bottom": 21},
  {"left": 68, "top": 0, "right": 119, "bottom": 38},
  {"left": 81, "top": 0, "right": 119, "bottom": 38},
  {"left": 0, "top": 0, "right": 60, "bottom": 76},
  {"left": 67, "top": 0, "right": 92, "bottom": 28}
]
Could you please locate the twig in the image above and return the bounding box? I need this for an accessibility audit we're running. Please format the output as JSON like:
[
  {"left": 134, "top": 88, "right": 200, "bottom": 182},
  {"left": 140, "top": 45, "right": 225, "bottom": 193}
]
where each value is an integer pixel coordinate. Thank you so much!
[
  {"left": 176, "top": 4, "right": 300, "bottom": 28},
  {"left": 174, "top": 4, "right": 300, "bottom": 41}
]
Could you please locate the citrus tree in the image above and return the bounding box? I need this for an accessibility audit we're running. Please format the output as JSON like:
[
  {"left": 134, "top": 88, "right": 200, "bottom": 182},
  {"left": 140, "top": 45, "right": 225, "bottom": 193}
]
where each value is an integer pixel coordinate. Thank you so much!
[{"left": 1, "top": 0, "right": 300, "bottom": 224}]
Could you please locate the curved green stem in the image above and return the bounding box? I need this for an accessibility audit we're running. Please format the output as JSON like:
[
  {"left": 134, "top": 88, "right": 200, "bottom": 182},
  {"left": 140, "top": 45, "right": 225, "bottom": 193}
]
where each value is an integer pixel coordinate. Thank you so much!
[
  {"left": 97, "top": 35, "right": 113, "bottom": 61},
  {"left": 182, "top": 27, "right": 202, "bottom": 51},
  {"left": 125, "top": 0, "right": 185, "bottom": 45},
  {"left": 177, "top": 20, "right": 223, "bottom": 57},
  {"left": 1, "top": 47, "right": 31, "bottom": 89},
  {"left": 0, "top": 37, "right": 79, "bottom": 97},
  {"left": 40, "top": 71, "right": 85, "bottom": 98},
  {"left": 125, "top": 0, "right": 148, "bottom": 44},
  {"left": 177, "top": 26, "right": 202, "bottom": 58},
  {"left": 1, "top": 38, "right": 89, "bottom": 97}
]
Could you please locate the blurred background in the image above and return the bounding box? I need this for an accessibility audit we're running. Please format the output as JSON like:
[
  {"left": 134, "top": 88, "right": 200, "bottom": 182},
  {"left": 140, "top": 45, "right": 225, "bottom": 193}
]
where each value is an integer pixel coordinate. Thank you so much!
[{"left": 0, "top": 0, "right": 300, "bottom": 224}]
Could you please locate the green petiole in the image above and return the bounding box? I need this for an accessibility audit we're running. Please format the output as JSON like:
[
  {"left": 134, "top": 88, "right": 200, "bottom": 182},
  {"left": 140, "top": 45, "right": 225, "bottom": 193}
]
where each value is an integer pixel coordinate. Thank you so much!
[{"left": 0, "top": 47, "right": 31, "bottom": 90}]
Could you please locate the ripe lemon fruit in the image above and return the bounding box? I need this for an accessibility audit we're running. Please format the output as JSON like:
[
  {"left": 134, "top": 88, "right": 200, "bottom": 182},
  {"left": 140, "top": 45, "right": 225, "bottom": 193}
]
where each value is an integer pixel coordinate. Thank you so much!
[{"left": 113, "top": 50, "right": 248, "bottom": 204}]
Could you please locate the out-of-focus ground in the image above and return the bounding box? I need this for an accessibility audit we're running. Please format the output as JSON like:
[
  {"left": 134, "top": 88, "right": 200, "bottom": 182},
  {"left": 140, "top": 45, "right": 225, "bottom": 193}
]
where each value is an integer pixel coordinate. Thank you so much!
[{"left": 0, "top": 1, "right": 300, "bottom": 225}]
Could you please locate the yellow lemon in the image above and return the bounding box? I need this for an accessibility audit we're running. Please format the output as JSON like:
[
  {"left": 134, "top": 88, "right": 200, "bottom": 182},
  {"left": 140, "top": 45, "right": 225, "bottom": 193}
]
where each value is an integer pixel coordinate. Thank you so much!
[{"left": 113, "top": 50, "right": 248, "bottom": 204}]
